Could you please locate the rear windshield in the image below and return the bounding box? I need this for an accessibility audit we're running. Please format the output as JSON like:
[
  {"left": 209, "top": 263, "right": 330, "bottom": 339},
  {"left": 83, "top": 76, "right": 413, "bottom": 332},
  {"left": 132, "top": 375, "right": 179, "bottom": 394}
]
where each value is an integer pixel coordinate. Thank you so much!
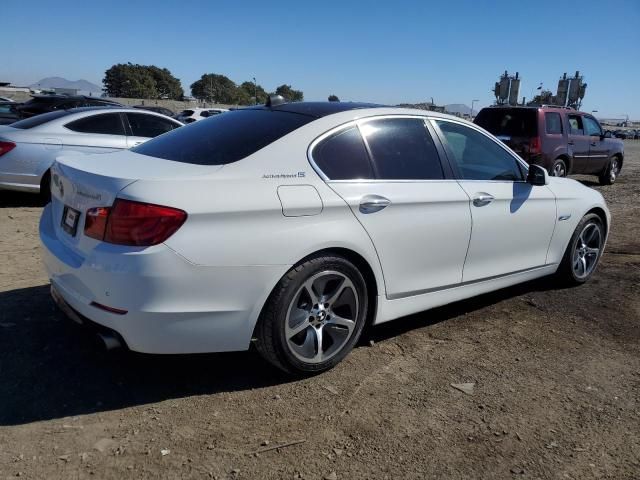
[
  {"left": 133, "top": 109, "right": 314, "bottom": 165},
  {"left": 10, "top": 110, "right": 72, "bottom": 129},
  {"left": 474, "top": 108, "right": 538, "bottom": 137}
]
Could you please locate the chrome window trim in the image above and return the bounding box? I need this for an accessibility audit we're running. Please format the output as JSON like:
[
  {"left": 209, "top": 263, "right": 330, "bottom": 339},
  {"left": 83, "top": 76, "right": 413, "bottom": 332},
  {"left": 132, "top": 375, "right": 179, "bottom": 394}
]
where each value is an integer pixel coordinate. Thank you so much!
[{"left": 307, "top": 113, "right": 448, "bottom": 183}]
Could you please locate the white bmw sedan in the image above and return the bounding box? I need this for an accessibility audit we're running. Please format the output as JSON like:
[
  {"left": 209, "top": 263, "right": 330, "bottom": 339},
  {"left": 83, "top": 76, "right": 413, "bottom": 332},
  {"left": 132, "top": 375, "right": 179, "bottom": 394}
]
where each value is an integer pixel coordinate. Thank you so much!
[{"left": 40, "top": 100, "right": 610, "bottom": 374}]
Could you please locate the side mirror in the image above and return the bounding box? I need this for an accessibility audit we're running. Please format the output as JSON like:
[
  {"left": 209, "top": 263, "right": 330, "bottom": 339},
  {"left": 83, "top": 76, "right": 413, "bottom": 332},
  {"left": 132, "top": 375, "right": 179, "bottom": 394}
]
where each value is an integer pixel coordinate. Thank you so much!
[
  {"left": 527, "top": 164, "right": 549, "bottom": 186},
  {"left": 603, "top": 131, "right": 612, "bottom": 139}
]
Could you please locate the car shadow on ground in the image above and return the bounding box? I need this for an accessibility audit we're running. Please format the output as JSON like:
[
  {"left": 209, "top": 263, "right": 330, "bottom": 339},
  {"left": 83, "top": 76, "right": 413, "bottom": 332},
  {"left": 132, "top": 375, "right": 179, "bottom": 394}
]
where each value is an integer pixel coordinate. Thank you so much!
[
  {"left": 0, "top": 277, "right": 561, "bottom": 426},
  {"left": 0, "top": 191, "right": 47, "bottom": 208}
]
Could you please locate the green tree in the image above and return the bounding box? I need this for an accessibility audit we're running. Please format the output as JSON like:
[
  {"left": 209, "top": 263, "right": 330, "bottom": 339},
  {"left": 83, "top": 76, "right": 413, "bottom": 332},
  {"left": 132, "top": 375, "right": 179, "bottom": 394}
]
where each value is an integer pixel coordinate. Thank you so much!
[
  {"left": 274, "top": 84, "right": 303, "bottom": 102},
  {"left": 103, "top": 63, "right": 182, "bottom": 99},
  {"left": 238, "top": 81, "right": 267, "bottom": 105},
  {"left": 190, "top": 74, "right": 238, "bottom": 104},
  {"left": 328, "top": 94, "right": 340, "bottom": 102},
  {"left": 147, "top": 66, "right": 183, "bottom": 99}
]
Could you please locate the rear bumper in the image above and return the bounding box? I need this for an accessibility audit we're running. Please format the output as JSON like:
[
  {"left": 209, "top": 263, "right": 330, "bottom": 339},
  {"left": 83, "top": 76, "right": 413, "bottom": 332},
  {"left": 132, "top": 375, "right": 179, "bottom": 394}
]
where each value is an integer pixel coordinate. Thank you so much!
[{"left": 39, "top": 203, "right": 289, "bottom": 354}]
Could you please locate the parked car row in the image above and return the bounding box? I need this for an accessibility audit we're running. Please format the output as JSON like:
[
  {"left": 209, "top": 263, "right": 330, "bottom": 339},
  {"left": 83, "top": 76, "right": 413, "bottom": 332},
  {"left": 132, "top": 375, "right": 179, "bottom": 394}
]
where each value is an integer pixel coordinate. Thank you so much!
[
  {"left": 473, "top": 105, "right": 624, "bottom": 185},
  {"left": 0, "top": 107, "right": 182, "bottom": 196}
]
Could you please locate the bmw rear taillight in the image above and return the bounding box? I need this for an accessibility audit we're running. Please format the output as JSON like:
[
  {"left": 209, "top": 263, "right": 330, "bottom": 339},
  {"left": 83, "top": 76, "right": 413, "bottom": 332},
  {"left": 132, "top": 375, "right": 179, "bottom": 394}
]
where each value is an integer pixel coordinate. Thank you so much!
[
  {"left": 529, "top": 137, "right": 541, "bottom": 155},
  {"left": 84, "top": 199, "right": 187, "bottom": 246},
  {"left": 0, "top": 141, "right": 16, "bottom": 156}
]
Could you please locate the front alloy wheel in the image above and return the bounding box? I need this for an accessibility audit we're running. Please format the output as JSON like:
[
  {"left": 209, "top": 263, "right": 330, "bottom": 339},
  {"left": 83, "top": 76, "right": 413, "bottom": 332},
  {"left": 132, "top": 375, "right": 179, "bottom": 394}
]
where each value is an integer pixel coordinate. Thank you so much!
[{"left": 556, "top": 213, "right": 604, "bottom": 285}]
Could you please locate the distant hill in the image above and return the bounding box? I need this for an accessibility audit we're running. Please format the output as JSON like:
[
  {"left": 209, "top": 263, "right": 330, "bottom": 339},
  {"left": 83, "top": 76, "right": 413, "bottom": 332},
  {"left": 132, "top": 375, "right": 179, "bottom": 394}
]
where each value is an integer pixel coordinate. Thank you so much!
[
  {"left": 30, "top": 77, "right": 102, "bottom": 95},
  {"left": 396, "top": 102, "right": 484, "bottom": 116},
  {"left": 445, "top": 103, "right": 482, "bottom": 116}
]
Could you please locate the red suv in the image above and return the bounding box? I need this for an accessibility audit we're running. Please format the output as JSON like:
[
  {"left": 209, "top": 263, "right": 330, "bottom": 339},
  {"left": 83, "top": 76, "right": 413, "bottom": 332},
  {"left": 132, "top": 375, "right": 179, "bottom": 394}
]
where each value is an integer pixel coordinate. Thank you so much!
[{"left": 474, "top": 106, "right": 624, "bottom": 185}]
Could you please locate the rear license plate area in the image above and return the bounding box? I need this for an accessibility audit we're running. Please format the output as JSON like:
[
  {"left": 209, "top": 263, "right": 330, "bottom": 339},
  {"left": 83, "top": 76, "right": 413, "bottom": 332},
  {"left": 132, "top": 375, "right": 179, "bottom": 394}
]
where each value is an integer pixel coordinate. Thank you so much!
[{"left": 61, "top": 206, "right": 81, "bottom": 236}]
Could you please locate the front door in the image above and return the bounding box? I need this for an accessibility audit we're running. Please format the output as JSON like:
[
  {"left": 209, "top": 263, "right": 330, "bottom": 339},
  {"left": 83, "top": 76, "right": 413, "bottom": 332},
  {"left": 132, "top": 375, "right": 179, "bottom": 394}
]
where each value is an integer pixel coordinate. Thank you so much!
[
  {"left": 312, "top": 117, "right": 472, "bottom": 299},
  {"left": 567, "top": 114, "right": 591, "bottom": 174},
  {"left": 432, "top": 119, "right": 557, "bottom": 283},
  {"left": 583, "top": 115, "right": 609, "bottom": 174}
]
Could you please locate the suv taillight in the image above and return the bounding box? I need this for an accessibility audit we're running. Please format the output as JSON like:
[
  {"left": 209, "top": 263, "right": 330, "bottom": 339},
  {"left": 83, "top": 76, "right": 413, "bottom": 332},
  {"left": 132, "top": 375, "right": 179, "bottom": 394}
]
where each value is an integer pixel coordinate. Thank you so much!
[
  {"left": 0, "top": 141, "right": 16, "bottom": 156},
  {"left": 84, "top": 199, "right": 187, "bottom": 246},
  {"left": 529, "top": 137, "right": 541, "bottom": 155}
]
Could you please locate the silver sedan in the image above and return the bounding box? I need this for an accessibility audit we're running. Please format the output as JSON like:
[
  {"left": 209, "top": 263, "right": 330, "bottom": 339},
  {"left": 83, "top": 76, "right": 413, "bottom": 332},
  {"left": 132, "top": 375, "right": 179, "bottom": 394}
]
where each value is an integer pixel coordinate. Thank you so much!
[{"left": 0, "top": 107, "right": 183, "bottom": 194}]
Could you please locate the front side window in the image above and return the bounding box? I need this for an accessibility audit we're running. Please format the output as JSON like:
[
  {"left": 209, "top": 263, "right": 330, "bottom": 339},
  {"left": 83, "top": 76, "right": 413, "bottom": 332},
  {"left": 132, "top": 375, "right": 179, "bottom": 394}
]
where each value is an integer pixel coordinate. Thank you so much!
[
  {"left": 436, "top": 120, "right": 524, "bottom": 181},
  {"left": 545, "top": 112, "right": 563, "bottom": 134},
  {"left": 583, "top": 116, "right": 602, "bottom": 136},
  {"left": 65, "top": 113, "right": 126, "bottom": 135},
  {"left": 126, "top": 113, "right": 178, "bottom": 138},
  {"left": 312, "top": 127, "right": 374, "bottom": 180},
  {"left": 359, "top": 118, "right": 443, "bottom": 180},
  {"left": 568, "top": 115, "right": 584, "bottom": 135}
]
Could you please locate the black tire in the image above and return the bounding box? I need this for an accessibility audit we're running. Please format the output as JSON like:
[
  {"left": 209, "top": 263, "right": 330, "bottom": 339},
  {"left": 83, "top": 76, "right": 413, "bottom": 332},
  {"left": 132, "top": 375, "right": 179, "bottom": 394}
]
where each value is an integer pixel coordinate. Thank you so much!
[
  {"left": 555, "top": 213, "right": 604, "bottom": 286},
  {"left": 39, "top": 170, "right": 51, "bottom": 203},
  {"left": 550, "top": 158, "right": 567, "bottom": 177},
  {"left": 598, "top": 156, "right": 620, "bottom": 185},
  {"left": 254, "top": 254, "right": 368, "bottom": 375}
]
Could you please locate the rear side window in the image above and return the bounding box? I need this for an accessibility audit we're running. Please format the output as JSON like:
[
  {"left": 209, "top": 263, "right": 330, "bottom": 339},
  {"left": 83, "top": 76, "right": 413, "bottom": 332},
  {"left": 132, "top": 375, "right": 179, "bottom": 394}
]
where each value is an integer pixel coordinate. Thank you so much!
[
  {"left": 545, "top": 112, "right": 563, "bottom": 134},
  {"left": 313, "top": 127, "right": 374, "bottom": 180},
  {"left": 133, "top": 109, "right": 313, "bottom": 165},
  {"left": 360, "top": 118, "right": 443, "bottom": 180},
  {"left": 180, "top": 110, "right": 194, "bottom": 116},
  {"left": 126, "top": 112, "right": 178, "bottom": 138},
  {"left": 474, "top": 108, "right": 538, "bottom": 137},
  {"left": 568, "top": 115, "right": 584, "bottom": 134},
  {"left": 65, "top": 113, "right": 126, "bottom": 135},
  {"left": 10, "top": 110, "right": 72, "bottom": 129}
]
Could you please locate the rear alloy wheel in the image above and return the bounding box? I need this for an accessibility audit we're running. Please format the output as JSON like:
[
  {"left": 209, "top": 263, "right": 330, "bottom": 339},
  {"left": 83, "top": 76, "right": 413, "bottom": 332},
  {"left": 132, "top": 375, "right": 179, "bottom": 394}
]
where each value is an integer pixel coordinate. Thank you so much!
[
  {"left": 599, "top": 157, "right": 619, "bottom": 185},
  {"left": 255, "top": 255, "right": 368, "bottom": 374},
  {"left": 556, "top": 213, "right": 604, "bottom": 285},
  {"left": 550, "top": 158, "right": 567, "bottom": 177}
]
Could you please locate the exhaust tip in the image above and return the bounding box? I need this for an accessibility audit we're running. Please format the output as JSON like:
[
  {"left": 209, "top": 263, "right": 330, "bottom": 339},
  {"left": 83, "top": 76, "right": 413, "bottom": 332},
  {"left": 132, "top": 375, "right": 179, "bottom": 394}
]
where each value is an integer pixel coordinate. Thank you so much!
[{"left": 97, "top": 331, "right": 122, "bottom": 351}]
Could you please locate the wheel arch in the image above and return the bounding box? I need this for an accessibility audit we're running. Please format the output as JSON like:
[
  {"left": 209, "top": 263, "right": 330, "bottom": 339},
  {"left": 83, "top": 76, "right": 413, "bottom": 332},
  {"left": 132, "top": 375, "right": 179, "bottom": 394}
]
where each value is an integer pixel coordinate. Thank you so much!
[
  {"left": 586, "top": 206, "right": 608, "bottom": 238},
  {"left": 556, "top": 154, "right": 571, "bottom": 173}
]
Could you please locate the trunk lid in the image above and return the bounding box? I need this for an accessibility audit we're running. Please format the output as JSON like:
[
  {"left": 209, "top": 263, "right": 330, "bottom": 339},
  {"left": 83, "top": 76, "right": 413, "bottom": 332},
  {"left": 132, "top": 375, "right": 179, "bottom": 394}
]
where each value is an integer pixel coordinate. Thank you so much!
[{"left": 48, "top": 149, "right": 220, "bottom": 254}]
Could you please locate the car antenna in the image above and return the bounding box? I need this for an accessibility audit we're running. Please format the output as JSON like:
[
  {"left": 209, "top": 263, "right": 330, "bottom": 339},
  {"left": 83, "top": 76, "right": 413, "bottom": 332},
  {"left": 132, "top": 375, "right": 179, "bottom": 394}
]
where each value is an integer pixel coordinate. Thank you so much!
[{"left": 266, "top": 94, "right": 286, "bottom": 108}]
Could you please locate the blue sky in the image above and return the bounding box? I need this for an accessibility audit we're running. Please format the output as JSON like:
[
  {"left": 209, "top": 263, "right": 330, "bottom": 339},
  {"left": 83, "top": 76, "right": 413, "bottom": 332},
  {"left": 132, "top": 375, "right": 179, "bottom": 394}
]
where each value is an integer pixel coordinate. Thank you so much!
[{"left": 3, "top": 0, "right": 639, "bottom": 118}]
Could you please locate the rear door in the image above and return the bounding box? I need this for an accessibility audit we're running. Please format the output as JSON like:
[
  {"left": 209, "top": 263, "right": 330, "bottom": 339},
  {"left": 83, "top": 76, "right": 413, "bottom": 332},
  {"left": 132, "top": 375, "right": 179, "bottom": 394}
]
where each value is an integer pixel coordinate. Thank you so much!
[
  {"left": 315, "top": 116, "right": 472, "bottom": 299},
  {"left": 124, "top": 112, "right": 180, "bottom": 147},
  {"left": 62, "top": 112, "right": 128, "bottom": 152},
  {"left": 583, "top": 115, "right": 609, "bottom": 173},
  {"left": 566, "top": 114, "right": 590, "bottom": 173},
  {"left": 433, "top": 119, "right": 557, "bottom": 282}
]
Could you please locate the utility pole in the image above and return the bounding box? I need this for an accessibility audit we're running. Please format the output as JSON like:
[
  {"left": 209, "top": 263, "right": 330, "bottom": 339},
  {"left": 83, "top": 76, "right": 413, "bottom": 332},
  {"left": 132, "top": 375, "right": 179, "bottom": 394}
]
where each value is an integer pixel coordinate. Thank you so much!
[
  {"left": 470, "top": 99, "right": 479, "bottom": 118},
  {"left": 253, "top": 77, "right": 257, "bottom": 105}
]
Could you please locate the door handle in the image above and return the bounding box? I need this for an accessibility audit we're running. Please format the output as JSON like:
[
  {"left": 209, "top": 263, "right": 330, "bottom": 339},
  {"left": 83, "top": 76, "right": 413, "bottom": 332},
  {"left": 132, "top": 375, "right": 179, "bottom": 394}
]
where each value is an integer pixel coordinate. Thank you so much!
[
  {"left": 472, "top": 193, "right": 494, "bottom": 207},
  {"left": 568, "top": 141, "right": 575, "bottom": 145},
  {"left": 359, "top": 195, "right": 391, "bottom": 214},
  {"left": 590, "top": 142, "right": 597, "bottom": 146}
]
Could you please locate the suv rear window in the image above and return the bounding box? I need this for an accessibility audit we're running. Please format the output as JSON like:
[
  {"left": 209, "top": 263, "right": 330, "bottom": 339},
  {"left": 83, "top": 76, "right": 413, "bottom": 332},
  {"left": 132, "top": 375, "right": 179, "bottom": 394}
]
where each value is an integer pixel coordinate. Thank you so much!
[
  {"left": 474, "top": 108, "right": 538, "bottom": 137},
  {"left": 133, "top": 109, "right": 314, "bottom": 165},
  {"left": 10, "top": 110, "right": 72, "bottom": 129}
]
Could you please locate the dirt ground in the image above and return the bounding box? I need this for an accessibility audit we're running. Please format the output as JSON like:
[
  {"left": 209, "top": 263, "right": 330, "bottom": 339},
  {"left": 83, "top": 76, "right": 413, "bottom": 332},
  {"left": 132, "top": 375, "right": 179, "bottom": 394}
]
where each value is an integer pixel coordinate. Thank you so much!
[{"left": 1, "top": 143, "right": 639, "bottom": 480}]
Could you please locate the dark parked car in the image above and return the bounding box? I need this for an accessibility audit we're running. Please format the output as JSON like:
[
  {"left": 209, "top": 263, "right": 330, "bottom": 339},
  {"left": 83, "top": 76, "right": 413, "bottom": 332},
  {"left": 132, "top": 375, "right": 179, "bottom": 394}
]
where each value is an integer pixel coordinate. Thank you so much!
[
  {"left": 133, "top": 105, "right": 175, "bottom": 117},
  {"left": 474, "top": 106, "right": 624, "bottom": 185},
  {"left": 13, "top": 95, "right": 123, "bottom": 119},
  {"left": 0, "top": 101, "right": 20, "bottom": 125}
]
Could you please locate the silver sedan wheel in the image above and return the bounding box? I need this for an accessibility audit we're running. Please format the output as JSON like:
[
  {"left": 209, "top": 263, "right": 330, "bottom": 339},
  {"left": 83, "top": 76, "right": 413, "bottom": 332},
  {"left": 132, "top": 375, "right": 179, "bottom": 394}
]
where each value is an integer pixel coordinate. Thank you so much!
[
  {"left": 572, "top": 222, "right": 602, "bottom": 279},
  {"left": 609, "top": 158, "right": 618, "bottom": 183},
  {"left": 285, "top": 271, "right": 359, "bottom": 364},
  {"left": 552, "top": 161, "right": 566, "bottom": 177}
]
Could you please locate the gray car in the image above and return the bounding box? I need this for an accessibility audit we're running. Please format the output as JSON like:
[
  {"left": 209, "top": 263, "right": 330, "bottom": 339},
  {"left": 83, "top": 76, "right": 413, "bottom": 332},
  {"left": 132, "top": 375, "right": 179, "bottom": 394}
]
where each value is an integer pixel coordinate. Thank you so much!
[{"left": 0, "top": 107, "right": 183, "bottom": 195}]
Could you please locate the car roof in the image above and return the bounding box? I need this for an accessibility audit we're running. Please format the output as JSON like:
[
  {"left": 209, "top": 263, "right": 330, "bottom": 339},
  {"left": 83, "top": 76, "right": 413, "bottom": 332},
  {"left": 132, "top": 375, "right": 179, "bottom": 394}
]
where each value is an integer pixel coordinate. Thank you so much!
[{"left": 245, "top": 101, "right": 384, "bottom": 118}]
